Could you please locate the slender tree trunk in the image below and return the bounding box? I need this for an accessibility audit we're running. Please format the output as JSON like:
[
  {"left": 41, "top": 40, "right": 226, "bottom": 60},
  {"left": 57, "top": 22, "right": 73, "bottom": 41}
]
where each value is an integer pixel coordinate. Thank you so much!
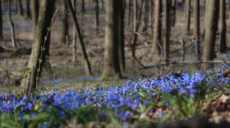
[
  {"left": 152, "top": 0, "right": 162, "bottom": 56},
  {"left": 171, "top": 0, "right": 177, "bottom": 27},
  {"left": 17, "top": 0, "right": 23, "bottom": 16},
  {"left": 118, "top": 0, "right": 125, "bottom": 71},
  {"left": 94, "top": 0, "right": 99, "bottom": 33},
  {"left": 66, "top": 0, "right": 92, "bottom": 76},
  {"left": 8, "top": 0, "right": 16, "bottom": 48},
  {"left": 185, "top": 0, "right": 191, "bottom": 32},
  {"left": 127, "top": 0, "right": 131, "bottom": 26},
  {"left": 220, "top": 0, "right": 226, "bottom": 53},
  {"left": 82, "top": 0, "right": 85, "bottom": 13},
  {"left": 31, "top": 0, "right": 39, "bottom": 38},
  {"left": 202, "top": 0, "right": 219, "bottom": 70},
  {"left": 20, "top": 0, "right": 56, "bottom": 94},
  {"left": 61, "top": 0, "right": 69, "bottom": 47},
  {"left": 101, "top": 0, "right": 121, "bottom": 79},
  {"left": 25, "top": 0, "right": 31, "bottom": 19},
  {"left": 163, "top": 0, "right": 171, "bottom": 64},
  {"left": 72, "top": 0, "right": 77, "bottom": 63},
  {"left": 101, "top": 0, "right": 104, "bottom": 11},
  {"left": 194, "top": 0, "right": 201, "bottom": 60},
  {"left": 133, "top": 0, "right": 138, "bottom": 30},
  {"left": 142, "top": 0, "right": 149, "bottom": 32},
  {"left": 0, "top": 0, "right": 3, "bottom": 39}
]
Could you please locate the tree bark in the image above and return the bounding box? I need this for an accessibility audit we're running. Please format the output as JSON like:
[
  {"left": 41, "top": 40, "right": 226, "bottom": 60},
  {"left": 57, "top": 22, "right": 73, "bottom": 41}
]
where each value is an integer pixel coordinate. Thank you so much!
[
  {"left": 17, "top": 0, "right": 23, "bottom": 16},
  {"left": 118, "top": 0, "right": 125, "bottom": 71},
  {"left": 61, "top": 0, "right": 69, "bottom": 47},
  {"left": 71, "top": 0, "right": 77, "bottom": 63},
  {"left": 82, "top": 0, "right": 85, "bottom": 13},
  {"left": 171, "top": 0, "right": 177, "bottom": 27},
  {"left": 0, "top": 0, "right": 3, "bottom": 39},
  {"left": 25, "top": 0, "right": 31, "bottom": 19},
  {"left": 101, "top": 0, "right": 121, "bottom": 79},
  {"left": 142, "top": 0, "right": 149, "bottom": 32},
  {"left": 94, "top": 0, "right": 99, "bottom": 33},
  {"left": 185, "top": 0, "right": 191, "bottom": 32},
  {"left": 20, "top": 0, "right": 56, "bottom": 94},
  {"left": 163, "top": 0, "right": 171, "bottom": 64},
  {"left": 8, "top": 0, "right": 16, "bottom": 48},
  {"left": 202, "top": 0, "right": 219, "bottom": 70},
  {"left": 127, "top": 0, "right": 132, "bottom": 26},
  {"left": 31, "top": 0, "right": 39, "bottom": 38},
  {"left": 194, "top": 0, "right": 201, "bottom": 61},
  {"left": 220, "top": 0, "right": 226, "bottom": 53},
  {"left": 152, "top": 0, "right": 162, "bottom": 56},
  {"left": 66, "top": 0, "right": 92, "bottom": 76},
  {"left": 133, "top": 0, "right": 138, "bottom": 31}
]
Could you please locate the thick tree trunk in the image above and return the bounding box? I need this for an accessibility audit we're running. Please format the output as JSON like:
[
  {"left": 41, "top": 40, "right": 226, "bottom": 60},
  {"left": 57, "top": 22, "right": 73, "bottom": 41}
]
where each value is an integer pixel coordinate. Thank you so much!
[
  {"left": 194, "top": 0, "right": 201, "bottom": 60},
  {"left": 8, "top": 0, "right": 16, "bottom": 48},
  {"left": 220, "top": 0, "right": 226, "bottom": 53},
  {"left": 142, "top": 0, "right": 149, "bottom": 32},
  {"left": 66, "top": 0, "right": 92, "bottom": 76},
  {"left": 31, "top": 0, "right": 39, "bottom": 38},
  {"left": 20, "top": 0, "right": 56, "bottom": 94},
  {"left": 94, "top": 0, "right": 99, "bottom": 33},
  {"left": 0, "top": 0, "right": 3, "bottom": 39},
  {"left": 185, "top": 0, "right": 191, "bottom": 32},
  {"left": 163, "top": 0, "right": 171, "bottom": 64},
  {"left": 25, "top": 0, "right": 31, "bottom": 19},
  {"left": 118, "top": 0, "right": 125, "bottom": 71},
  {"left": 17, "top": 0, "right": 23, "bottom": 16},
  {"left": 171, "top": 0, "right": 177, "bottom": 27},
  {"left": 152, "top": 0, "right": 162, "bottom": 56},
  {"left": 61, "top": 0, "right": 69, "bottom": 47},
  {"left": 71, "top": 0, "right": 77, "bottom": 63},
  {"left": 101, "top": 0, "right": 121, "bottom": 79},
  {"left": 202, "top": 0, "right": 219, "bottom": 70}
]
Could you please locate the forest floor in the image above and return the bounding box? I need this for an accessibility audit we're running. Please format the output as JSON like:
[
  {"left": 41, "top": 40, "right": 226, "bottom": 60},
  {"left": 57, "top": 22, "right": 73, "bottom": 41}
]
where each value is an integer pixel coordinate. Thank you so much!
[{"left": 0, "top": 3, "right": 230, "bottom": 127}]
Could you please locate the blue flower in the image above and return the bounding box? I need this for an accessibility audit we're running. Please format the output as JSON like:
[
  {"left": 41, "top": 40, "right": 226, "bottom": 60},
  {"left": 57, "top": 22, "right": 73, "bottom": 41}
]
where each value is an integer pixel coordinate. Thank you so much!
[{"left": 30, "top": 113, "right": 37, "bottom": 119}]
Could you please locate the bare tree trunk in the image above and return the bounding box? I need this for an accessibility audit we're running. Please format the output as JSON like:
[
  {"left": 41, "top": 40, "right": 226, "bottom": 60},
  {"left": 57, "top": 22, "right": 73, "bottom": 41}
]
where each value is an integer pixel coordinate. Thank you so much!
[
  {"left": 171, "top": 0, "right": 177, "bottom": 27},
  {"left": 118, "top": 0, "right": 125, "bottom": 71},
  {"left": 194, "top": 0, "right": 201, "bottom": 61},
  {"left": 25, "top": 0, "right": 31, "bottom": 19},
  {"left": 142, "top": 0, "right": 149, "bottom": 32},
  {"left": 94, "top": 0, "right": 99, "bottom": 33},
  {"left": 185, "top": 0, "right": 191, "bottom": 32},
  {"left": 17, "top": 0, "right": 23, "bottom": 16},
  {"left": 61, "top": 0, "right": 69, "bottom": 47},
  {"left": 152, "top": 0, "right": 162, "bottom": 56},
  {"left": 133, "top": 0, "right": 138, "bottom": 30},
  {"left": 0, "top": 0, "right": 3, "bottom": 39},
  {"left": 220, "top": 0, "right": 227, "bottom": 53},
  {"left": 101, "top": 0, "right": 121, "bottom": 79},
  {"left": 66, "top": 0, "right": 92, "bottom": 76},
  {"left": 101, "top": 0, "right": 104, "bottom": 11},
  {"left": 127, "top": 0, "right": 131, "bottom": 26},
  {"left": 163, "top": 0, "right": 171, "bottom": 64},
  {"left": 31, "top": 0, "right": 39, "bottom": 38},
  {"left": 82, "top": 0, "right": 85, "bottom": 13},
  {"left": 71, "top": 0, "right": 77, "bottom": 63},
  {"left": 20, "top": 0, "right": 56, "bottom": 94},
  {"left": 202, "top": 0, "right": 219, "bottom": 70},
  {"left": 8, "top": 0, "right": 16, "bottom": 48}
]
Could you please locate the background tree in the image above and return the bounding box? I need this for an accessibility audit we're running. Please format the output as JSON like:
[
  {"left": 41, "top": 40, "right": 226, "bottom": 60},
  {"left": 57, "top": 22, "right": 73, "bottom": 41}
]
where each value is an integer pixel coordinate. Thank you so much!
[
  {"left": 194, "top": 0, "right": 201, "bottom": 61},
  {"left": 152, "top": 0, "right": 162, "bottom": 56},
  {"left": 66, "top": 0, "right": 92, "bottom": 76},
  {"left": 17, "top": 0, "right": 23, "bottom": 16},
  {"left": 133, "top": 0, "right": 138, "bottom": 30},
  {"left": 0, "top": 0, "right": 3, "bottom": 39},
  {"left": 101, "top": 0, "right": 121, "bottom": 79},
  {"left": 31, "top": 0, "right": 39, "bottom": 38},
  {"left": 127, "top": 0, "right": 132, "bottom": 26},
  {"left": 62, "top": 0, "right": 69, "bottom": 47},
  {"left": 202, "top": 0, "right": 219, "bottom": 70},
  {"left": 20, "top": 0, "right": 56, "bottom": 94},
  {"left": 219, "top": 0, "right": 226, "bottom": 53},
  {"left": 94, "top": 0, "right": 99, "bottom": 33},
  {"left": 185, "top": 0, "right": 191, "bottom": 32},
  {"left": 163, "top": 0, "right": 171, "bottom": 64},
  {"left": 25, "top": 0, "right": 31, "bottom": 19},
  {"left": 8, "top": 0, "right": 16, "bottom": 48},
  {"left": 142, "top": 0, "right": 149, "bottom": 32},
  {"left": 171, "top": 0, "right": 177, "bottom": 27},
  {"left": 71, "top": 0, "right": 77, "bottom": 63}
]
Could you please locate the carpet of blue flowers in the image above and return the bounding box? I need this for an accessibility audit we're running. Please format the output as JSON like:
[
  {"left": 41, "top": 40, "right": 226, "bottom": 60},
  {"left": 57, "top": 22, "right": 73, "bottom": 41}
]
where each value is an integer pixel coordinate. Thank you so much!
[{"left": 1, "top": 65, "right": 230, "bottom": 127}]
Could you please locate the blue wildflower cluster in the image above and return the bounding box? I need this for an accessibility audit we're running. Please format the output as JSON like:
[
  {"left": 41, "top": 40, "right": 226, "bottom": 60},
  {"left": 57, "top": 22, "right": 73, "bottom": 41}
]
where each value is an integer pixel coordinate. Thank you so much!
[{"left": 0, "top": 65, "right": 230, "bottom": 127}]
